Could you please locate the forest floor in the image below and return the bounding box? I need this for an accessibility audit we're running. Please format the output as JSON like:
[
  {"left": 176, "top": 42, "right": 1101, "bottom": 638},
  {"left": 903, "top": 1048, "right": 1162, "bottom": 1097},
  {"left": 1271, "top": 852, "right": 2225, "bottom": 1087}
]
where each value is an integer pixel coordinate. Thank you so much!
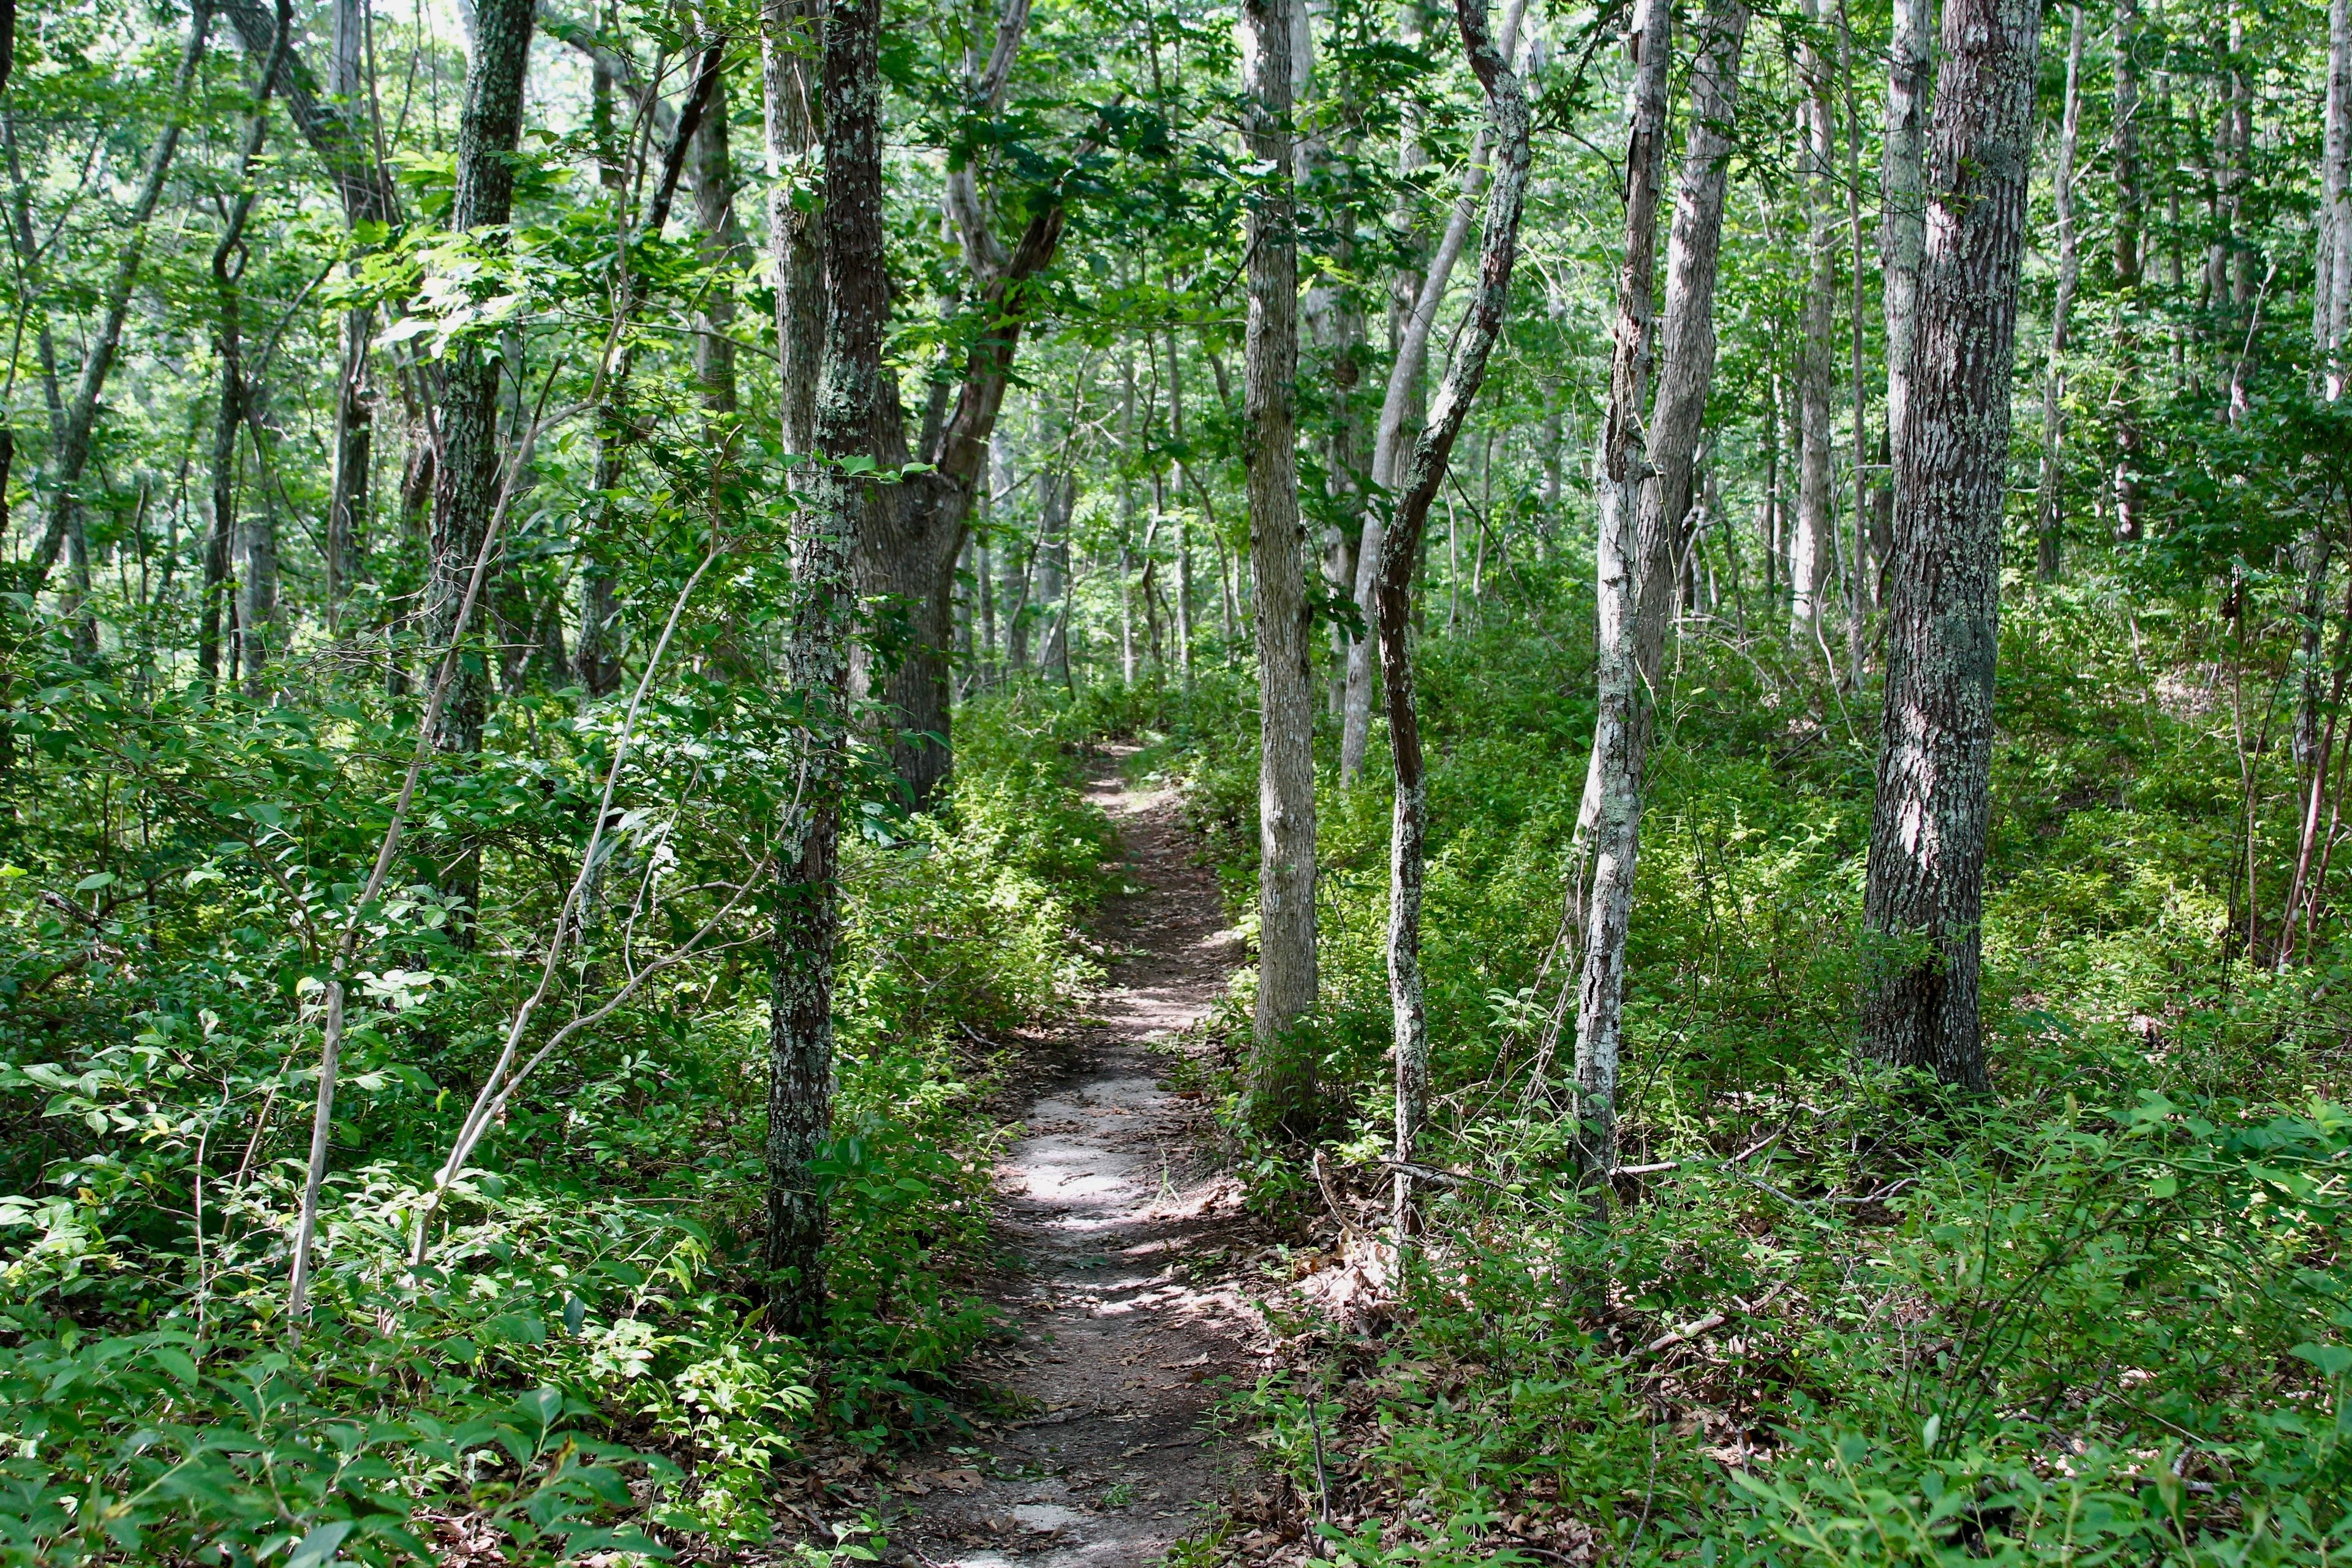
[{"left": 877, "top": 749, "right": 1268, "bottom": 1567}]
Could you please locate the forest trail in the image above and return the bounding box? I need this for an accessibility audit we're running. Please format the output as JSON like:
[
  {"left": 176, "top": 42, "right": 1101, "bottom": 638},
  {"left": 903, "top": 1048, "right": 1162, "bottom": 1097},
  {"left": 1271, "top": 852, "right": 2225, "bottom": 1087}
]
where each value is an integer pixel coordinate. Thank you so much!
[{"left": 887, "top": 750, "right": 1261, "bottom": 1567}]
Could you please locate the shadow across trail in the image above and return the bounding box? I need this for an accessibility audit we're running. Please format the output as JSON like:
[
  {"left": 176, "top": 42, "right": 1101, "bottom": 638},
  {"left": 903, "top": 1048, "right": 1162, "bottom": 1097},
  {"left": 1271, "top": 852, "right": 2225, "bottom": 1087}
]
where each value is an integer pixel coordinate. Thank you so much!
[{"left": 888, "top": 748, "right": 1260, "bottom": 1567}]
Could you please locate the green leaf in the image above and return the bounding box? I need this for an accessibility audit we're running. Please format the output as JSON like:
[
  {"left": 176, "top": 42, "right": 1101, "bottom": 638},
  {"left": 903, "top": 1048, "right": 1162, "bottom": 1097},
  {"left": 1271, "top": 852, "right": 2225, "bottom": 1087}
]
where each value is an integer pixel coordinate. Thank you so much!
[
  {"left": 2292, "top": 1342, "right": 2352, "bottom": 1378},
  {"left": 285, "top": 1521, "right": 354, "bottom": 1568}
]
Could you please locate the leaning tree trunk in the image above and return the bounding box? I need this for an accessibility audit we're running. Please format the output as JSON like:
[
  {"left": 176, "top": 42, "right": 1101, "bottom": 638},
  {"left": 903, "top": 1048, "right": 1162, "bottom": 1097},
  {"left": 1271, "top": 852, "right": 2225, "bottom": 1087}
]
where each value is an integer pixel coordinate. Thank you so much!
[
  {"left": 766, "top": 0, "right": 889, "bottom": 1338},
  {"left": 1340, "top": 0, "right": 1526, "bottom": 783},
  {"left": 1375, "top": 0, "right": 1531, "bottom": 1236},
  {"left": 26, "top": 0, "right": 211, "bottom": 601},
  {"left": 1242, "top": 0, "right": 1319, "bottom": 1133},
  {"left": 1637, "top": 0, "right": 1748, "bottom": 683},
  {"left": 425, "top": 0, "right": 536, "bottom": 756},
  {"left": 1568, "top": 0, "right": 1672, "bottom": 1182},
  {"left": 2036, "top": 5, "right": 2085, "bottom": 582},
  {"left": 2110, "top": 0, "right": 2145, "bottom": 538},
  {"left": 1858, "top": 0, "right": 2039, "bottom": 1093}
]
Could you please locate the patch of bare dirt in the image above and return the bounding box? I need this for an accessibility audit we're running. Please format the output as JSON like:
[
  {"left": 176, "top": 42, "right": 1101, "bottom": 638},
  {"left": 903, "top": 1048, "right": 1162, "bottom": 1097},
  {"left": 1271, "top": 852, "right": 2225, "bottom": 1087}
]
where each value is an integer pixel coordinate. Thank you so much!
[{"left": 881, "top": 749, "right": 1265, "bottom": 1567}]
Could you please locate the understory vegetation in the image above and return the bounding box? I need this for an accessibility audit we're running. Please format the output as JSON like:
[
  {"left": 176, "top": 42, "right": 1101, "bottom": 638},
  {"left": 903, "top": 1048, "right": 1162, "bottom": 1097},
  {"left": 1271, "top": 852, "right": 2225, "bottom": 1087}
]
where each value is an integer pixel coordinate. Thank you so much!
[
  {"left": 1135, "top": 571, "right": 2352, "bottom": 1566},
  {"left": 0, "top": 673, "right": 1113, "bottom": 1561}
]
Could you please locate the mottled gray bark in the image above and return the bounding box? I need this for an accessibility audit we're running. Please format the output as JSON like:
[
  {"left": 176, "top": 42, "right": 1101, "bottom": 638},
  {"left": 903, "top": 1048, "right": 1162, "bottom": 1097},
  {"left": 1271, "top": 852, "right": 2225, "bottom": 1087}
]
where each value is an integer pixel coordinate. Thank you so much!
[
  {"left": 1789, "top": 0, "right": 1835, "bottom": 641},
  {"left": 1340, "top": 0, "right": 1525, "bottom": 783},
  {"left": 1638, "top": 0, "right": 1748, "bottom": 680},
  {"left": 1242, "top": 0, "right": 1319, "bottom": 1133},
  {"left": 2326, "top": 0, "right": 2352, "bottom": 398},
  {"left": 1374, "top": 0, "right": 1530, "bottom": 1234},
  {"left": 766, "top": 0, "right": 891, "bottom": 1336},
  {"left": 27, "top": 0, "right": 211, "bottom": 601},
  {"left": 1858, "top": 0, "right": 2038, "bottom": 1093},
  {"left": 2037, "top": 6, "right": 2084, "bottom": 582},
  {"left": 764, "top": 0, "right": 824, "bottom": 456},
  {"left": 2110, "top": 0, "right": 2145, "bottom": 536},
  {"left": 424, "top": 0, "right": 535, "bottom": 755},
  {"left": 1881, "top": 0, "right": 1930, "bottom": 459},
  {"left": 1569, "top": 0, "right": 1671, "bottom": 1180}
]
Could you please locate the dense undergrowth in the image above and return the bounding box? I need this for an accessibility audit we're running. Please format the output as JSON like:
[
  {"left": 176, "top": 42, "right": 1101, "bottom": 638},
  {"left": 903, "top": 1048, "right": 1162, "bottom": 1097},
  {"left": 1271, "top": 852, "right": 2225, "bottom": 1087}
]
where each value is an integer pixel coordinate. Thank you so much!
[
  {"left": 0, "top": 629, "right": 1115, "bottom": 1564},
  {"left": 1112, "top": 566, "right": 2352, "bottom": 1566}
]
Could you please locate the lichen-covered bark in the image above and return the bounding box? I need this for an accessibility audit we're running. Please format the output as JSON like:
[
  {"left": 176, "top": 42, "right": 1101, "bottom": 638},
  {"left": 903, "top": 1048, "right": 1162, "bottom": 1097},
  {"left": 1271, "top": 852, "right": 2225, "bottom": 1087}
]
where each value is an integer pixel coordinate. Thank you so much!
[
  {"left": 1374, "top": 0, "right": 1529, "bottom": 1232},
  {"left": 764, "top": 0, "right": 825, "bottom": 458},
  {"left": 2035, "top": 7, "right": 2084, "bottom": 582},
  {"left": 424, "top": 0, "right": 535, "bottom": 755},
  {"left": 1569, "top": 0, "right": 1670, "bottom": 1180},
  {"left": 1241, "top": 0, "right": 1318, "bottom": 1133},
  {"left": 1858, "top": 0, "right": 2038, "bottom": 1093},
  {"left": 1790, "top": 0, "right": 1835, "bottom": 641},
  {"left": 766, "top": 0, "right": 889, "bottom": 1336},
  {"left": 1880, "top": 0, "right": 1931, "bottom": 459}
]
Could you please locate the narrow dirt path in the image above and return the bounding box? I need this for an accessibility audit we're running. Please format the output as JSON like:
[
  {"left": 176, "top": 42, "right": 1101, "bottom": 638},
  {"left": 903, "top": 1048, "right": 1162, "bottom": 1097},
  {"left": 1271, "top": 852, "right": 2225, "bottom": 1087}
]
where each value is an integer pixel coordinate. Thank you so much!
[{"left": 888, "top": 750, "right": 1259, "bottom": 1567}]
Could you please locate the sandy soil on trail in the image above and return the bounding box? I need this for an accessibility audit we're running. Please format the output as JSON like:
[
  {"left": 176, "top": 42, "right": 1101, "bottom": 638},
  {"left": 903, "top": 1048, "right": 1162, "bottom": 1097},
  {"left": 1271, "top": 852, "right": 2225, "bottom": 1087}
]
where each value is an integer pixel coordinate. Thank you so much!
[{"left": 883, "top": 752, "right": 1262, "bottom": 1568}]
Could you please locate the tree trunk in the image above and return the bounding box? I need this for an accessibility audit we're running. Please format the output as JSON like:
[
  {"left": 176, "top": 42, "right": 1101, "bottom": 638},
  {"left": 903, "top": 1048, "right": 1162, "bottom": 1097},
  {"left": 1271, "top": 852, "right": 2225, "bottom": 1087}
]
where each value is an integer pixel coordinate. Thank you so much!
[
  {"left": 2324, "top": 0, "right": 2352, "bottom": 398},
  {"left": 27, "top": 0, "right": 212, "bottom": 601},
  {"left": 766, "top": 0, "right": 888, "bottom": 1336},
  {"left": 1375, "top": 0, "right": 1531, "bottom": 1234},
  {"left": 1881, "top": 0, "right": 1931, "bottom": 460},
  {"left": 1638, "top": 0, "right": 1747, "bottom": 683},
  {"left": 1569, "top": 0, "right": 1672, "bottom": 1179},
  {"left": 764, "top": 0, "right": 825, "bottom": 456},
  {"left": 2037, "top": 6, "right": 2084, "bottom": 582},
  {"left": 1858, "top": 0, "right": 2038, "bottom": 1094},
  {"left": 1242, "top": 0, "right": 1319, "bottom": 1133},
  {"left": 1340, "top": 0, "right": 1525, "bottom": 783},
  {"left": 1789, "top": 2, "right": 1836, "bottom": 644},
  {"left": 425, "top": 0, "right": 536, "bottom": 756},
  {"left": 2110, "top": 0, "right": 2145, "bottom": 538},
  {"left": 693, "top": 57, "right": 743, "bottom": 418}
]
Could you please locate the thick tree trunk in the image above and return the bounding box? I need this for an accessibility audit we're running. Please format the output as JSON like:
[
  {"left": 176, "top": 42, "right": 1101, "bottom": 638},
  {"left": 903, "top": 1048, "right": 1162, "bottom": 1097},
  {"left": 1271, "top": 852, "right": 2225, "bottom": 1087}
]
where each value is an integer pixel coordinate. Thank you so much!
[
  {"left": 2037, "top": 6, "right": 2084, "bottom": 581},
  {"left": 1242, "top": 0, "right": 1319, "bottom": 1133},
  {"left": 425, "top": 0, "right": 535, "bottom": 755},
  {"left": 1790, "top": 3, "right": 1836, "bottom": 642},
  {"left": 1568, "top": 0, "right": 1672, "bottom": 1180},
  {"left": 1882, "top": 0, "right": 1931, "bottom": 459},
  {"left": 1858, "top": 0, "right": 2038, "bottom": 1093},
  {"left": 27, "top": 0, "right": 211, "bottom": 601},
  {"left": 1375, "top": 0, "right": 1530, "bottom": 1234},
  {"left": 766, "top": 0, "right": 889, "bottom": 1336}
]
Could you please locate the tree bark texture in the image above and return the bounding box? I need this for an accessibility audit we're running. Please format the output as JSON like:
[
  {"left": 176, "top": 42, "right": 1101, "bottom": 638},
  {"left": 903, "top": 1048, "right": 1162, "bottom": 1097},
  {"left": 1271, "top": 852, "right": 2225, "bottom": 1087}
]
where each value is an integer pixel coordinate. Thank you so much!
[
  {"left": 1373, "top": 0, "right": 1530, "bottom": 1234},
  {"left": 1339, "top": 0, "right": 1525, "bottom": 783},
  {"left": 2324, "top": 0, "right": 2352, "bottom": 398},
  {"left": 2037, "top": 6, "right": 2084, "bottom": 582},
  {"left": 1637, "top": 0, "right": 1747, "bottom": 683},
  {"left": 1881, "top": 0, "right": 1931, "bottom": 461},
  {"left": 424, "top": 0, "right": 535, "bottom": 754},
  {"left": 1858, "top": 0, "right": 2038, "bottom": 1094},
  {"left": 1790, "top": 0, "right": 1836, "bottom": 642},
  {"left": 1242, "top": 0, "right": 1319, "bottom": 1133},
  {"left": 1570, "top": 0, "right": 1671, "bottom": 1178},
  {"left": 766, "top": 0, "right": 890, "bottom": 1336},
  {"left": 764, "top": 0, "right": 826, "bottom": 456}
]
